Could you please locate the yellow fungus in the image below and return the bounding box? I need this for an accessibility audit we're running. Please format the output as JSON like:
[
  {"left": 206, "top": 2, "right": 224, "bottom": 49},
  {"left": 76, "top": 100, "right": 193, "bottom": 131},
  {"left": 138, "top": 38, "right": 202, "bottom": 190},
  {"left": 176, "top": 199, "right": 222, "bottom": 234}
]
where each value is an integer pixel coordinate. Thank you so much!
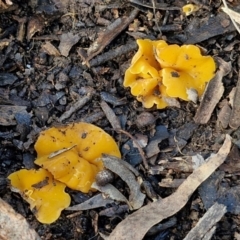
[
  {"left": 34, "top": 122, "right": 121, "bottom": 193},
  {"left": 8, "top": 169, "right": 70, "bottom": 224},
  {"left": 182, "top": 4, "right": 200, "bottom": 16},
  {"left": 124, "top": 39, "right": 216, "bottom": 108}
]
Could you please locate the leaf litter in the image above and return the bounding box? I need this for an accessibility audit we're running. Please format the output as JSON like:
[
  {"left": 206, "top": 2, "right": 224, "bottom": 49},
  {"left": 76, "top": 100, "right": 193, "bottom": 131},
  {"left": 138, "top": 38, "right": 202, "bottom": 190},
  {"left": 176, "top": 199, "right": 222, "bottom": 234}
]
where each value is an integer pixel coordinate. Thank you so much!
[{"left": 105, "top": 135, "right": 231, "bottom": 240}]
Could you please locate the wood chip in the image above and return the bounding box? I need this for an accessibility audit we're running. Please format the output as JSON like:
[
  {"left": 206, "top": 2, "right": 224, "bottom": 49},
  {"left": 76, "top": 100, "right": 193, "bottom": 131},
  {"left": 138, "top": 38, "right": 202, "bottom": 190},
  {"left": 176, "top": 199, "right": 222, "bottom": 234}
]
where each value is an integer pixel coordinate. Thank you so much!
[
  {"left": 86, "top": 8, "right": 139, "bottom": 62},
  {"left": 106, "top": 135, "right": 231, "bottom": 240},
  {"left": 0, "top": 105, "right": 28, "bottom": 126}
]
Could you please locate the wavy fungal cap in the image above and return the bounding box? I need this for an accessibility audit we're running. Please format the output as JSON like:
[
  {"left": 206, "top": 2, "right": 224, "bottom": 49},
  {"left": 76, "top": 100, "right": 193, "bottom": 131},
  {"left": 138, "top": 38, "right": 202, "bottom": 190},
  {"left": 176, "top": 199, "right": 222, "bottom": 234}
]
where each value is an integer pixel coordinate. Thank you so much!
[
  {"left": 34, "top": 122, "right": 121, "bottom": 193},
  {"left": 124, "top": 39, "right": 216, "bottom": 109},
  {"left": 8, "top": 168, "right": 70, "bottom": 224}
]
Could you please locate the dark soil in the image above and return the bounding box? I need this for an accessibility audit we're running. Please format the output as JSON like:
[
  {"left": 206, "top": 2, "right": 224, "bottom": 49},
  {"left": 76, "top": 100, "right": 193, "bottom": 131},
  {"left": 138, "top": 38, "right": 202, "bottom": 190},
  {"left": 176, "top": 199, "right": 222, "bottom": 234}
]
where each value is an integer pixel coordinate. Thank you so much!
[{"left": 1, "top": 0, "right": 240, "bottom": 239}]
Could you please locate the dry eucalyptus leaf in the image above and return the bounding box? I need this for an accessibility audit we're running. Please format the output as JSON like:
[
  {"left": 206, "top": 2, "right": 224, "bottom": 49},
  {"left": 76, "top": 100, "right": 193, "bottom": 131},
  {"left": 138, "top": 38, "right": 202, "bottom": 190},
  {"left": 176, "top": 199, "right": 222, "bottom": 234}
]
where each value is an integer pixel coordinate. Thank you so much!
[
  {"left": 229, "top": 73, "right": 240, "bottom": 129},
  {"left": 107, "top": 135, "right": 231, "bottom": 240},
  {"left": 102, "top": 154, "right": 145, "bottom": 210},
  {"left": 91, "top": 182, "right": 131, "bottom": 209},
  {"left": 194, "top": 58, "right": 231, "bottom": 124},
  {"left": 183, "top": 202, "right": 227, "bottom": 240},
  {"left": 66, "top": 193, "right": 114, "bottom": 211},
  {"left": 0, "top": 198, "right": 41, "bottom": 240},
  {"left": 100, "top": 101, "right": 121, "bottom": 130}
]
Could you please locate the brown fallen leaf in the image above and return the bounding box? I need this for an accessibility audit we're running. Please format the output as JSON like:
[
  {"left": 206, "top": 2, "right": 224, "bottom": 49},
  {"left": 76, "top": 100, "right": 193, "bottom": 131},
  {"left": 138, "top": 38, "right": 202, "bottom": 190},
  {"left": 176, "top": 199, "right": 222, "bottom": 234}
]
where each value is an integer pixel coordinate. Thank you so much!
[
  {"left": 194, "top": 58, "right": 231, "bottom": 124},
  {"left": 106, "top": 135, "right": 231, "bottom": 240},
  {"left": 100, "top": 101, "right": 121, "bottom": 130},
  {"left": 27, "top": 15, "right": 45, "bottom": 40},
  {"left": 58, "top": 32, "right": 80, "bottom": 57},
  {"left": 0, "top": 198, "right": 41, "bottom": 240}
]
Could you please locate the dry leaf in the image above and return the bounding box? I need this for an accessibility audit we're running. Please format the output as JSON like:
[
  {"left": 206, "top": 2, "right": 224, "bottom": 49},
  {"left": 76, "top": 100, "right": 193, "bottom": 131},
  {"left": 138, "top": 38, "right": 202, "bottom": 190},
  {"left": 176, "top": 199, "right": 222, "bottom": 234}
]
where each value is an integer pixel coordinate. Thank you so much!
[
  {"left": 42, "top": 41, "right": 61, "bottom": 56},
  {"left": 66, "top": 193, "right": 114, "bottom": 211},
  {"left": 107, "top": 135, "right": 231, "bottom": 240},
  {"left": 222, "top": 7, "right": 240, "bottom": 25},
  {"left": 92, "top": 182, "right": 131, "bottom": 209},
  {"left": 27, "top": 15, "right": 45, "bottom": 40},
  {"left": 102, "top": 154, "right": 145, "bottom": 210},
  {"left": 58, "top": 32, "right": 80, "bottom": 57},
  {"left": 194, "top": 58, "right": 231, "bottom": 124},
  {"left": 183, "top": 202, "right": 227, "bottom": 240},
  {"left": 0, "top": 198, "right": 41, "bottom": 240}
]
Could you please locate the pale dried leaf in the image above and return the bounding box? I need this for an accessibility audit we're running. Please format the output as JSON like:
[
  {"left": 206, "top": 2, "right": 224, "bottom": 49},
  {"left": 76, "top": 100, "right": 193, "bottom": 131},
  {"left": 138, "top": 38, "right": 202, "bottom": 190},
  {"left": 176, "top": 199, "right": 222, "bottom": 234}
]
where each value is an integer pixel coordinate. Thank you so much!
[
  {"left": 100, "top": 101, "right": 121, "bottom": 130},
  {"left": 102, "top": 154, "right": 145, "bottom": 210},
  {"left": 107, "top": 135, "right": 231, "bottom": 240},
  {"left": 66, "top": 193, "right": 114, "bottom": 211},
  {"left": 229, "top": 73, "right": 240, "bottom": 129},
  {"left": 92, "top": 182, "right": 131, "bottom": 209},
  {"left": 184, "top": 203, "right": 227, "bottom": 240},
  {"left": 222, "top": 7, "right": 240, "bottom": 25},
  {"left": 0, "top": 198, "right": 41, "bottom": 240},
  {"left": 194, "top": 58, "right": 231, "bottom": 124}
]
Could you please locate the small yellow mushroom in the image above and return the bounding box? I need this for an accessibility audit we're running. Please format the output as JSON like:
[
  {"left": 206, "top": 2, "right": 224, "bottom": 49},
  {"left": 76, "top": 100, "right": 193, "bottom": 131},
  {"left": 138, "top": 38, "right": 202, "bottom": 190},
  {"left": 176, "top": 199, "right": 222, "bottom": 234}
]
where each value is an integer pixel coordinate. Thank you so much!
[
  {"left": 34, "top": 122, "right": 121, "bottom": 193},
  {"left": 8, "top": 169, "right": 70, "bottom": 224},
  {"left": 124, "top": 39, "right": 216, "bottom": 108}
]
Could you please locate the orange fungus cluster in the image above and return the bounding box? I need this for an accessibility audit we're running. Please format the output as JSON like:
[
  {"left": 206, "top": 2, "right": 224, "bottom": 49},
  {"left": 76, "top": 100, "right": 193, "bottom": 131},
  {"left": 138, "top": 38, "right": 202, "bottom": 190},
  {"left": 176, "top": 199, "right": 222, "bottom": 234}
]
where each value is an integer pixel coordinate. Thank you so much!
[
  {"left": 124, "top": 39, "right": 216, "bottom": 109},
  {"left": 8, "top": 122, "right": 121, "bottom": 224}
]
